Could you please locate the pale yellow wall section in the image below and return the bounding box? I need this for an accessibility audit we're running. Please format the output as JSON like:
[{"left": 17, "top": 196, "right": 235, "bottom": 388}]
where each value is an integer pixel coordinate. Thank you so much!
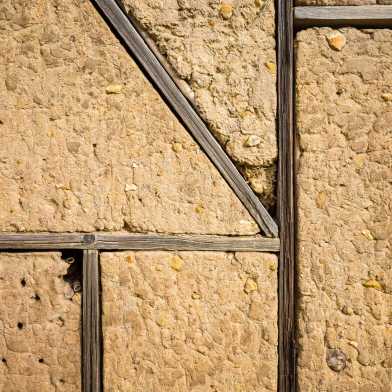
[
  {"left": 0, "top": 0, "right": 259, "bottom": 235},
  {"left": 101, "top": 251, "right": 278, "bottom": 391},
  {"left": 296, "top": 28, "right": 392, "bottom": 391},
  {"left": 0, "top": 253, "right": 81, "bottom": 391}
]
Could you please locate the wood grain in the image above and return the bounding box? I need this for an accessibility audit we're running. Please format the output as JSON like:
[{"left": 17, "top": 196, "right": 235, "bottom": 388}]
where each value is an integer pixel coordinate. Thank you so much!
[
  {"left": 278, "top": 1, "right": 296, "bottom": 391},
  {"left": 95, "top": 234, "right": 280, "bottom": 252},
  {"left": 0, "top": 233, "right": 93, "bottom": 249},
  {"left": 295, "top": 5, "right": 392, "bottom": 28},
  {"left": 82, "top": 250, "right": 101, "bottom": 392},
  {"left": 0, "top": 233, "right": 279, "bottom": 252},
  {"left": 90, "top": 0, "right": 278, "bottom": 238}
]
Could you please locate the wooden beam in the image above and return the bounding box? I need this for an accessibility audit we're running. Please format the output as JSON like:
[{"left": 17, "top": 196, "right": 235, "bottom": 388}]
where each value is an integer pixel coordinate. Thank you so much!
[
  {"left": 0, "top": 233, "right": 94, "bottom": 249},
  {"left": 295, "top": 5, "right": 392, "bottom": 28},
  {"left": 90, "top": 0, "right": 278, "bottom": 238},
  {"left": 0, "top": 233, "right": 280, "bottom": 252},
  {"left": 95, "top": 234, "right": 280, "bottom": 252},
  {"left": 82, "top": 250, "right": 101, "bottom": 392},
  {"left": 278, "top": 1, "right": 296, "bottom": 392}
]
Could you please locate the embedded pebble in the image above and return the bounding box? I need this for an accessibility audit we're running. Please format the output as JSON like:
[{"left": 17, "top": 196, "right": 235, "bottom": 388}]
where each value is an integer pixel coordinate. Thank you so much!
[
  {"left": 219, "top": 3, "right": 233, "bottom": 19},
  {"left": 326, "top": 349, "right": 347, "bottom": 372},
  {"left": 245, "top": 135, "right": 262, "bottom": 147},
  {"left": 125, "top": 184, "right": 138, "bottom": 192},
  {"left": 362, "top": 278, "right": 383, "bottom": 291},
  {"left": 326, "top": 31, "right": 346, "bottom": 51},
  {"left": 170, "top": 255, "right": 184, "bottom": 272},
  {"left": 244, "top": 278, "right": 258, "bottom": 293},
  {"left": 105, "top": 84, "right": 123, "bottom": 94}
]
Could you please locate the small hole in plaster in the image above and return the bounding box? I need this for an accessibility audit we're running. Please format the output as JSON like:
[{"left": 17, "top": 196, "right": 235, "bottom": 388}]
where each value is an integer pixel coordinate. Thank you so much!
[
  {"left": 20, "top": 278, "right": 26, "bottom": 287},
  {"left": 17, "top": 322, "right": 23, "bottom": 330}
]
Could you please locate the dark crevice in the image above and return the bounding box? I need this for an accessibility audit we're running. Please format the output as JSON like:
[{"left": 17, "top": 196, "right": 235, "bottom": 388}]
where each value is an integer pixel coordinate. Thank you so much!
[{"left": 62, "top": 250, "right": 83, "bottom": 293}]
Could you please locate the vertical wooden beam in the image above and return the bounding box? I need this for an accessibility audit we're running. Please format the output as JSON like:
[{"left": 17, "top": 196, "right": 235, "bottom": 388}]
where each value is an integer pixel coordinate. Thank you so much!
[
  {"left": 277, "top": 1, "right": 296, "bottom": 392},
  {"left": 82, "top": 250, "right": 102, "bottom": 392}
]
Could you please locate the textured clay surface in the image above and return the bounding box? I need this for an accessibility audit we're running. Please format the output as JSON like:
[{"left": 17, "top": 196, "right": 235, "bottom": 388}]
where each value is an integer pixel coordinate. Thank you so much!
[
  {"left": 0, "top": 0, "right": 259, "bottom": 235},
  {"left": 122, "top": 0, "right": 277, "bottom": 207},
  {"left": 296, "top": 28, "right": 392, "bottom": 391},
  {"left": 0, "top": 253, "right": 81, "bottom": 391},
  {"left": 101, "top": 251, "right": 278, "bottom": 391},
  {"left": 296, "top": 0, "right": 392, "bottom": 5}
]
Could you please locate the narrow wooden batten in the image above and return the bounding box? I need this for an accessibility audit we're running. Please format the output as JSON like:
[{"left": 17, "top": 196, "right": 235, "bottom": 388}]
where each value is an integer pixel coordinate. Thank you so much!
[
  {"left": 82, "top": 250, "right": 101, "bottom": 392},
  {"left": 0, "top": 233, "right": 280, "bottom": 252},
  {"left": 295, "top": 5, "right": 392, "bottom": 28},
  {"left": 278, "top": 0, "right": 296, "bottom": 391}
]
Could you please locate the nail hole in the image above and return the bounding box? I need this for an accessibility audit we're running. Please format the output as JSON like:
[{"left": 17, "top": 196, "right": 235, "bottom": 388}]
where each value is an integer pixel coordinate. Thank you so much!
[
  {"left": 59, "top": 379, "right": 64, "bottom": 384},
  {"left": 2, "top": 358, "right": 6, "bottom": 363},
  {"left": 21, "top": 278, "right": 26, "bottom": 287},
  {"left": 17, "top": 322, "right": 23, "bottom": 330},
  {"left": 38, "top": 358, "right": 44, "bottom": 363},
  {"left": 32, "top": 294, "right": 40, "bottom": 301}
]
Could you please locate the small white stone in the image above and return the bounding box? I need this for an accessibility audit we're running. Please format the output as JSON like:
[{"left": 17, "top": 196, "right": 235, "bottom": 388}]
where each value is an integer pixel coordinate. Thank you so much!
[
  {"left": 245, "top": 135, "right": 261, "bottom": 147},
  {"left": 125, "top": 184, "right": 138, "bottom": 192}
]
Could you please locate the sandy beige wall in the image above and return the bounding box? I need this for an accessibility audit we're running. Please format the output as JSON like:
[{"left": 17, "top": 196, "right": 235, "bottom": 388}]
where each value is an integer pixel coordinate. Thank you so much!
[
  {"left": 0, "top": 253, "right": 81, "bottom": 391},
  {"left": 296, "top": 27, "right": 392, "bottom": 391},
  {"left": 101, "top": 251, "right": 278, "bottom": 391},
  {"left": 0, "top": 0, "right": 260, "bottom": 235},
  {"left": 122, "top": 0, "right": 277, "bottom": 207}
]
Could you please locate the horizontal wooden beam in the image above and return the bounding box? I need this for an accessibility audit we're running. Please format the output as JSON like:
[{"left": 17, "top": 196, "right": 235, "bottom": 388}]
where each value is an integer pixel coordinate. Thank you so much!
[
  {"left": 0, "top": 233, "right": 93, "bottom": 249},
  {"left": 0, "top": 233, "right": 280, "bottom": 252},
  {"left": 95, "top": 234, "right": 280, "bottom": 252},
  {"left": 294, "top": 5, "right": 392, "bottom": 28},
  {"left": 91, "top": 0, "right": 278, "bottom": 238}
]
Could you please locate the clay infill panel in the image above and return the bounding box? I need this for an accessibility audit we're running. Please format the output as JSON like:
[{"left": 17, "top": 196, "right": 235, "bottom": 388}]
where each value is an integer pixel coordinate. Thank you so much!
[
  {"left": 296, "top": 27, "right": 392, "bottom": 391},
  {"left": 101, "top": 251, "right": 278, "bottom": 391},
  {"left": 0, "top": 0, "right": 262, "bottom": 235},
  {"left": 0, "top": 252, "right": 81, "bottom": 391}
]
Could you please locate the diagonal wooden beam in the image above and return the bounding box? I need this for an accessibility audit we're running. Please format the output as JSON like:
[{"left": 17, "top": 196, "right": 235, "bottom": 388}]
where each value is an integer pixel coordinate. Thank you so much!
[
  {"left": 82, "top": 250, "right": 102, "bottom": 392},
  {"left": 90, "top": 0, "right": 278, "bottom": 238},
  {"left": 294, "top": 5, "right": 392, "bottom": 28},
  {"left": 278, "top": 0, "right": 296, "bottom": 391}
]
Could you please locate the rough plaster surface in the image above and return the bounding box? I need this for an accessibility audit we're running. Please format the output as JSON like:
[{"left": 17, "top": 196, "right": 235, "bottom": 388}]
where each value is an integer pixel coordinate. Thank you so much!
[
  {"left": 122, "top": 0, "right": 277, "bottom": 207},
  {"left": 0, "top": 0, "right": 259, "bottom": 235},
  {"left": 0, "top": 253, "right": 81, "bottom": 391},
  {"left": 296, "top": 28, "right": 392, "bottom": 391},
  {"left": 296, "top": 1, "right": 392, "bottom": 5},
  {"left": 101, "top": 251, "right": 278, "bottom": 391}
]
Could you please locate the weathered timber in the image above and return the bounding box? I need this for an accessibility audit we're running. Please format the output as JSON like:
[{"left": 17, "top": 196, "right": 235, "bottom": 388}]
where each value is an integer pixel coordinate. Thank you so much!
[
  {"left": 95, "top": 234, "right": 280, "bottom": 252},
  {"left": 90, "top": 0, "right": 279, "bottom": 238},
  {"left": 82, "top": 250, "right": 101, "bottom": 392},
  {"left": 0, "top": 233, "right": 93, "bottom": 249},
  {"left": 278, "top": 1, "right": 296, "bottom": 392},
  {"left": 0, "top": 233, "right": 280, "bottom": 252},
  {"left": 295, "top": 6, "right": 392, "bottom": 28}
]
